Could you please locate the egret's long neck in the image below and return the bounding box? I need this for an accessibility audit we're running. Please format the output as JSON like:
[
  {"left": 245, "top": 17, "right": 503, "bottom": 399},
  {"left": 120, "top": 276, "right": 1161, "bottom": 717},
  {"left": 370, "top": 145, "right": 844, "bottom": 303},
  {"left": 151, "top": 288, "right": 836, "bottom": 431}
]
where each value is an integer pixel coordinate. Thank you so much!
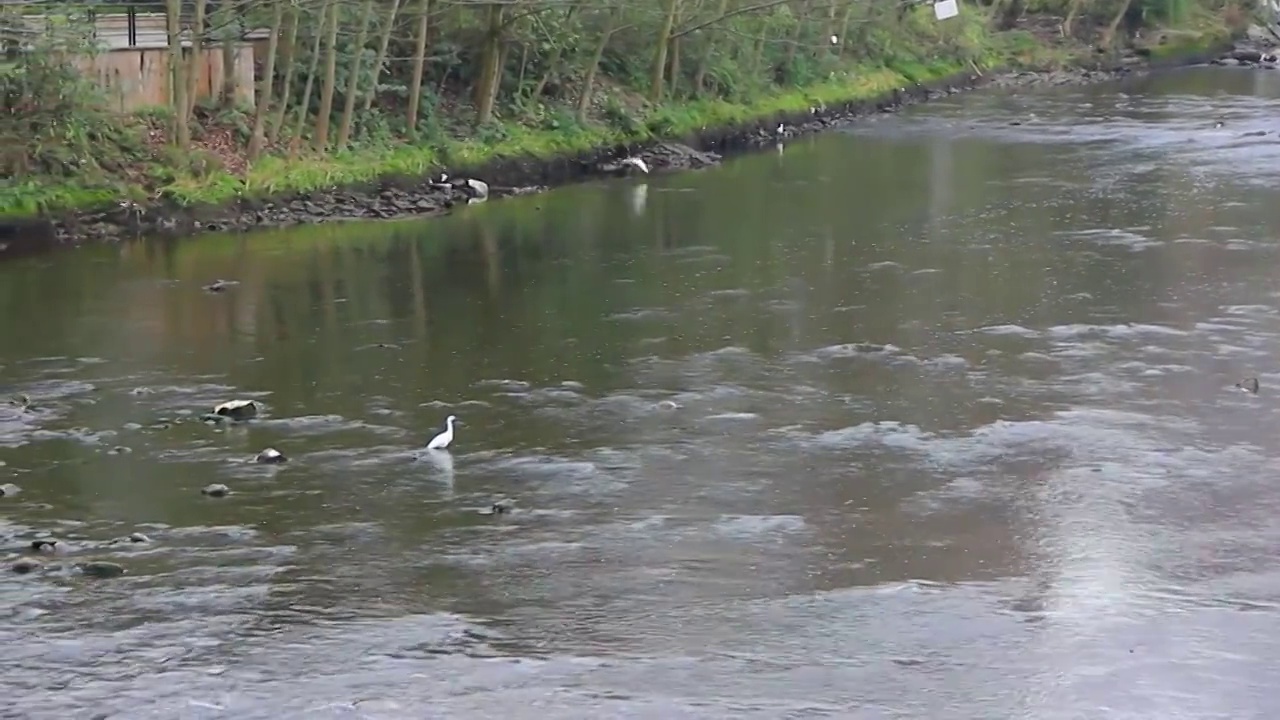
[{"left": 447, "top": 418, "right": 454, "bottom": 430}]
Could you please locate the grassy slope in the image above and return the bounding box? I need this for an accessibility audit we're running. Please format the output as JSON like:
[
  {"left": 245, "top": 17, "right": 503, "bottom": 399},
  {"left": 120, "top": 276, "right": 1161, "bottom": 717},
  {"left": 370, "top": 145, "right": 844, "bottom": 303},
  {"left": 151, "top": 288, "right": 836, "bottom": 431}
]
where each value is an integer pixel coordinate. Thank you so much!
[{"left": 0, "top": 15, "right": 1235, "bottom": 221}]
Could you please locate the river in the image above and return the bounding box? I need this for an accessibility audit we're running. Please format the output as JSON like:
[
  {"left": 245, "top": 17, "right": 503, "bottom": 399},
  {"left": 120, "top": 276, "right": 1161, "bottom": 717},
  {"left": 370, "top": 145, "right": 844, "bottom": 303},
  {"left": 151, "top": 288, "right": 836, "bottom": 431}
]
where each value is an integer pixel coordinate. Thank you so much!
[{"left": 4, "top": 66, "right": 1280, "bottom": 719}]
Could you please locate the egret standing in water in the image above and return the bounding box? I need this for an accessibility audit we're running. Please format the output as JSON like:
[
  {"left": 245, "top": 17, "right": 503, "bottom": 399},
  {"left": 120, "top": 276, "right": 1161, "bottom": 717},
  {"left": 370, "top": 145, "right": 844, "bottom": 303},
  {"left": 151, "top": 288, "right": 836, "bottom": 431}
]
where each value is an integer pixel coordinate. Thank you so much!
[{"left": 427, "top": 415, "right": 458, "bottom": 450}]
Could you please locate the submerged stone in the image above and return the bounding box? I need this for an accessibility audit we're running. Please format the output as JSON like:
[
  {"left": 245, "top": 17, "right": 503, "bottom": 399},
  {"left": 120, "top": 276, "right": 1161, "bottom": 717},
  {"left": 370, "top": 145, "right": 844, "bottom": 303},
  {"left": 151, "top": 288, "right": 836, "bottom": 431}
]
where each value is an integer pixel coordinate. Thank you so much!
[
  {"left": 203, "top": 279, "right": 239, "bottom": 293},
  {"left": 0, "top": 483, "right": 20, "bottom": 497},
  {"left": 78, "top": 561, "right": 126, "bottom": 578},
  {"left": 11, "top": 558, "right": 42, "bottom": 574},
  {"left": 201, "top": 483, "right": 230, "bottom": 497}
]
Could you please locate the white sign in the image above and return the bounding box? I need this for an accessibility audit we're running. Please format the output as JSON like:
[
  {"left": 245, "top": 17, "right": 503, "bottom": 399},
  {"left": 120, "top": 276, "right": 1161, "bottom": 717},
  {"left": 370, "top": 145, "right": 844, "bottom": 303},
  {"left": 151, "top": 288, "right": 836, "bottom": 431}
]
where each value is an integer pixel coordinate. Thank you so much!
[{"left": 935, "top": 0, "right": 959, "bottom": 20}]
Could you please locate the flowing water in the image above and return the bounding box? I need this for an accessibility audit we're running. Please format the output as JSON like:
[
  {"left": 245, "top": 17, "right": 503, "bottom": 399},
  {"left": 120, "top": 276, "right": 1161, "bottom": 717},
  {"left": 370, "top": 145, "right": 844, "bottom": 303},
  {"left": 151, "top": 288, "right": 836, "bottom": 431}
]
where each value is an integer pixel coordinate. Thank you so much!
[{"left": 5, "top": 66, "right": 1280, "bottom": 719}]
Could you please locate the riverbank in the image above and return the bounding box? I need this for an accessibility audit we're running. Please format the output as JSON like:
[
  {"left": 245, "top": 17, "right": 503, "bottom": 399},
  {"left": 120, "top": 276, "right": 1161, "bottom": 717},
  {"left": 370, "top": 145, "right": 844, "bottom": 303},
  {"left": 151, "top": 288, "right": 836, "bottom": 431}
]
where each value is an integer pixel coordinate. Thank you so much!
[{"left": 1, "top": 20, "right": 1249, "bottom": 248}]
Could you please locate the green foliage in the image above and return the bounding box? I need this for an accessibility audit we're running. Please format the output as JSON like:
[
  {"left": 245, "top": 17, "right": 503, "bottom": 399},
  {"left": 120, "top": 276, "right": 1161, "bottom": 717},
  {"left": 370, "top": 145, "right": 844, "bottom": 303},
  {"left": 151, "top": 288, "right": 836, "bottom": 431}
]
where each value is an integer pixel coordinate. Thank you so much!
[
  {"left": 0, "top": 180, "right": 126, "bottom": 220},
  {"left": 1, "top": 8, "right": 144, "bottom": 180}
]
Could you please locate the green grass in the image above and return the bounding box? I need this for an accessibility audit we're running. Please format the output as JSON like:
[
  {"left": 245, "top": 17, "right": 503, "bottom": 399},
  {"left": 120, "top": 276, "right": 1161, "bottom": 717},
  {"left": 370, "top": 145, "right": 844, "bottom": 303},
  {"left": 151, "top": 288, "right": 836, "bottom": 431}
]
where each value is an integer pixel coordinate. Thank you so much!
[
  {"left": 160, "top": 64, "right": 953, "bottom": 208},
  {"left": 0, "top": 180, "right": 127, "bottom": 221},
  {"left": 159, "top": 122, "right": 631, "bottom": 207}
]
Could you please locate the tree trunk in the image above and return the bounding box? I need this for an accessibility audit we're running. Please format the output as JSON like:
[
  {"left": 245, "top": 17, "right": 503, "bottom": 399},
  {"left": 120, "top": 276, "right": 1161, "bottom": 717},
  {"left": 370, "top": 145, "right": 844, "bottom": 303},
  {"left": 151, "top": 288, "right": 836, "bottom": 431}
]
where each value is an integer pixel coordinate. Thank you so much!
[
  {"left": 164, "top": 0, "right": 189, "bottom": 146},
  {"left": 336, "top": 0, "right": 376, "bottom": 149},
  {"left": 313, "top": 0, "right": 341, "bottom": 150},
  {"left": 218, "top": 3, "right": 239, "bottom": 108},
  {"left": 748, "top": 34, "right": 765, "bottom": 81},
  {"left": 530, "top": 9, "right": 576, "bottom": 103},
  {"left": 576, "top": 5, "right": 620, "bottom": 122},
  {"left": 1062, "top": 0, "right": 1086, "bottom": 37},
  {"left": 821, "top": 0, "right": 839, "bottom": 61},
  {"left": 269, "top": 6, "right": 301, "bottom": 143},
  {"left": 998, "top": 0, "right": 1025, "bottom": 30},
  {"left": 837, "top": 5, "right": 853, "bottom": 58},
  {"left": 1101, "top": 0, "right": 1135, "bottom": 47},
  {"left": 406, "top": 0, "right": 432, "bottom": 137},
  {"left": 649, "top": 0, "right": 681, "bottom": 102},
  {"left": 692, "top": 0, "right": 730, "bottom": 96},
  {"left": 783, "top": 0, "right": 808, "bottom": 80},
  {"left": 361, "top": 0, "right": 403, "bottom": 115},
  {"left": 473, "top": 3, "right": 504, "bottom": 125},
  {"left": 247, "top": 0, "right": 284, "bottom": 160},
  {"left": 221, "top": 42, "right": 236, "bottom": 106},
  {"left": 182, "top": 0, "right": 207, "bottom": 123},
  {"left": 668, "top": 35, "right": 682, "bottom": 98},
  {"left": 289, "top": 1, "right": 327, "bottom": 156}
]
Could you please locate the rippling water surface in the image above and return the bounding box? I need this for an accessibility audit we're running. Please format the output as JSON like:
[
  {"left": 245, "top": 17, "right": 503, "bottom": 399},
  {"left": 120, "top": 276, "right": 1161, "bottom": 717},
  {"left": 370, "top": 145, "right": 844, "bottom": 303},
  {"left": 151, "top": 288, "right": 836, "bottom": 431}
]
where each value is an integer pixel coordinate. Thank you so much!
[{"left": 5, "top": 67, "right": 1280, "bottom": 718}]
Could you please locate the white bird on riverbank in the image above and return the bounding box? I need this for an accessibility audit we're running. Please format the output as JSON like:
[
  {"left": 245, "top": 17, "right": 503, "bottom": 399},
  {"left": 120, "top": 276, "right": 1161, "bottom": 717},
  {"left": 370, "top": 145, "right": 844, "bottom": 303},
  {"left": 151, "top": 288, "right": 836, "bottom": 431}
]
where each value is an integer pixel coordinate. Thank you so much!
[
  {"left": 620, "top": 157, "right": 650, "bottom": 174},
  {"left": 426, "top": 415, "right": 458, "bottom": 450}
]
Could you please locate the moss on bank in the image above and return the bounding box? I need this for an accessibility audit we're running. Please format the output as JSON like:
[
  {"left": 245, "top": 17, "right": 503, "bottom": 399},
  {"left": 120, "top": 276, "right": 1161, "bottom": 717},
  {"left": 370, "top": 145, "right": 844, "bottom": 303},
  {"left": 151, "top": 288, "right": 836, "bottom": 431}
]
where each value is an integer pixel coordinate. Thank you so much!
[{"left": 0, "top": 7, "right": 1241, "bottom": 222}]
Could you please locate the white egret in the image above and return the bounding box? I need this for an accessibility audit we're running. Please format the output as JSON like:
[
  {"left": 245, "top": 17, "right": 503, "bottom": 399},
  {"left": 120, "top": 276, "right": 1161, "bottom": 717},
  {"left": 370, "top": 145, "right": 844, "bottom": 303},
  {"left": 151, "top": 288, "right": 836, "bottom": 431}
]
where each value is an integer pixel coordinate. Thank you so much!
[
  {"left": 620, "top": 157, "right": 650, "bottom": 174},
  {"left": 213, "top": 399, "right": 258, "bottom": 421},
  {"left": 427, "top": 415, "right": 458, "bottom": 450}
]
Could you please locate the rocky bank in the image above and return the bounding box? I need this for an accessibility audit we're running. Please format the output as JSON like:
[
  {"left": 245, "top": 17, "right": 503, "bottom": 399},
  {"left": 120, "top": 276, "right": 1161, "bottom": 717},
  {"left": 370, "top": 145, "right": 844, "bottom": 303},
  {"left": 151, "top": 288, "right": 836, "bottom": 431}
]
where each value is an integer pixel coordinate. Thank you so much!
[
  {"left": 1210, "top": 22, "right": 1280, "bottom": 67},
  {"left": 0, "top": 40, "right": 1250, "bottom": 249}
]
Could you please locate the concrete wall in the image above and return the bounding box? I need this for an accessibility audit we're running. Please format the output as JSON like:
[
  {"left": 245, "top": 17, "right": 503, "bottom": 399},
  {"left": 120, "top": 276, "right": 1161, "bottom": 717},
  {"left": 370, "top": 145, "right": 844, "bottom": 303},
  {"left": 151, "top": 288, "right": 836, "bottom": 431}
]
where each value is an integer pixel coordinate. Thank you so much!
[
  {"left": 80, "top": 44, "right": 256, "bottom": 112},
  {"left": 22, "top": 12, "right": 259, "bottom": 111}
]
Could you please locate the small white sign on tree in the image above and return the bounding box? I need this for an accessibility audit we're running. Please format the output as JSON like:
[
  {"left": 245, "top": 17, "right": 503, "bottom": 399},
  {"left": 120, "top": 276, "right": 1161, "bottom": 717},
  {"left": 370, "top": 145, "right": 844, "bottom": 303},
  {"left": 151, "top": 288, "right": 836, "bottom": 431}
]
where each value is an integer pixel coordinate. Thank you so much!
[{"left": 935, "top": 0, "right": 960, "bottom": 20}]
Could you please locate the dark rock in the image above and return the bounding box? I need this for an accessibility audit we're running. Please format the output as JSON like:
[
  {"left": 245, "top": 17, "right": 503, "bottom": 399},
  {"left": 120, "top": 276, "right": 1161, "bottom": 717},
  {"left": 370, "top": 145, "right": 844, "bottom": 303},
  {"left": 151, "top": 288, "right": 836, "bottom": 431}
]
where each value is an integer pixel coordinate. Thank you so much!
[
  {"left": 201, "top": 483, "right": 230, "bottom": 497},
  {"left": 203, "top": 279, "right": 238, "bottom": 293},
  {"left": 1230, "top": 49, "right": 1264, "bottom": 63},
  {"left": 11, "top": 558, "right": 41, "bottom": 574},
  {"left": 477, "top": 500, "right": 512, "bottom": 516},
  {"left": 31, "top": 538, "right": 62, "bottom": 554},
  {"left": 78, "top": 561, "right": 126, "bottom": 578}
]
